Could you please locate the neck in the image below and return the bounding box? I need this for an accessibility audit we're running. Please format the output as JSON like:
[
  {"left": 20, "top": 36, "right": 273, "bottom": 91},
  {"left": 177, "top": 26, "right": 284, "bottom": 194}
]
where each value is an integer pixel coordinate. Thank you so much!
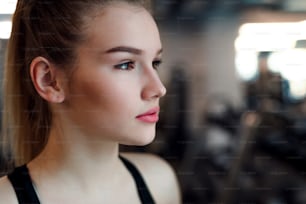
[{"left": 28, "top": 119, "right": 122, "bottom": 188}]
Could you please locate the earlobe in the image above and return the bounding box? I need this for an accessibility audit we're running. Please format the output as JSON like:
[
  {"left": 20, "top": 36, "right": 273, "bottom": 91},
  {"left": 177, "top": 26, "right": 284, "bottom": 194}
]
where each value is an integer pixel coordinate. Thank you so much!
[{"left": 30, "top": 56, "right": 65, "bottom": 103}]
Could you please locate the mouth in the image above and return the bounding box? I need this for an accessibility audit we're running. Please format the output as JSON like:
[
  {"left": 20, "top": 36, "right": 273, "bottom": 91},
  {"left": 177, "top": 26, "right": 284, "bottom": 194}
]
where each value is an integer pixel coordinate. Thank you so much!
[{"left": 136, "top": 107, "right": 160, "bottom": 123}]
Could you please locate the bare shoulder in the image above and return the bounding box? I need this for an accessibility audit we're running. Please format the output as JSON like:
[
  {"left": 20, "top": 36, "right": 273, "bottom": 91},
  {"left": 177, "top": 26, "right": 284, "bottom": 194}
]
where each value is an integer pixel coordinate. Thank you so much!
[
  {"left": 0, "top": 176, "right": 18, "bottom": 204},
  {"left": 121, "top": 152, "right": 182, "bottom": 204}
]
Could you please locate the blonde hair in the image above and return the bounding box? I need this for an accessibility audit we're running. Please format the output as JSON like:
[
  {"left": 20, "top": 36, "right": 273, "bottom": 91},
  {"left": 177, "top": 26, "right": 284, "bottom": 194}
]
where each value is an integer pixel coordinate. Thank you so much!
[{"left": 2, "top": 0, "right": 151, "bottom": 167}]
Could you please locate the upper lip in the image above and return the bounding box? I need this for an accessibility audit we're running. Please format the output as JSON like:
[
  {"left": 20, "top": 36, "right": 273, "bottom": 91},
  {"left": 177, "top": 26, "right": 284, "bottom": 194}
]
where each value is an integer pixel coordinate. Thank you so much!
[{"left": 136, "top": 107, "right": 160, "bottom": 117}]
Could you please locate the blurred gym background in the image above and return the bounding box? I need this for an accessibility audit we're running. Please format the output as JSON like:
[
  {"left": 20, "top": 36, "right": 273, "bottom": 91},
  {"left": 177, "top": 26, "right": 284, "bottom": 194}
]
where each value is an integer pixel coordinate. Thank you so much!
[{"left": 2, "top": 0, "right": 306, "bottom": 203}]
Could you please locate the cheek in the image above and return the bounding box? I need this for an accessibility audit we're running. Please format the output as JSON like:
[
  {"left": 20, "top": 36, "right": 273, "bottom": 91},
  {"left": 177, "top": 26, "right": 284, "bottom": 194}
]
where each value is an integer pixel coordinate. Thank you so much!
[
  {"left": 73, "top": 79, "right": 117, "bottom": 110},
  {"left": 67, "top": 74, "right": 139, "bottom": 117},
  {"left": 66, "top": 79, "right": 121, "bottom": 134}
]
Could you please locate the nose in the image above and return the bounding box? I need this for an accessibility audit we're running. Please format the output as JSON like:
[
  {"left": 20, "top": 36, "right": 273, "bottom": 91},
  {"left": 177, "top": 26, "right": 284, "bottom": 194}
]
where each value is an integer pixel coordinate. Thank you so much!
[{"left": 141, "top": 67, "right": 167, "bottom": 100}]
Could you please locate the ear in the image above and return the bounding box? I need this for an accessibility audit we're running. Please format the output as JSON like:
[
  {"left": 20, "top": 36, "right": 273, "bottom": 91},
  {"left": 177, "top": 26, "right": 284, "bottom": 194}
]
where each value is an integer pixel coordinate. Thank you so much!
[{"left": 30, "top": 56, "right": 65, "bottom": 103}]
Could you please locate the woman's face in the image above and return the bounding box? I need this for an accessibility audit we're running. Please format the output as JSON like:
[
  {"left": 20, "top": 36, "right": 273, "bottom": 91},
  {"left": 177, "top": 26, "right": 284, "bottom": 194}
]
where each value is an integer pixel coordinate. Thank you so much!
[{"left": 62, "top": 3, "right": 166, "bottom": 145}]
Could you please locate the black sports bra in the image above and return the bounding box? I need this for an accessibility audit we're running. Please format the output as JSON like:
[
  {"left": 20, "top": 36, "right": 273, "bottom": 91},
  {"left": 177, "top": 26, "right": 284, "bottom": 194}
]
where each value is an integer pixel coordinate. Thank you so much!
[{"left": 7, "top": 156, "right": 155, "bottom": 204}]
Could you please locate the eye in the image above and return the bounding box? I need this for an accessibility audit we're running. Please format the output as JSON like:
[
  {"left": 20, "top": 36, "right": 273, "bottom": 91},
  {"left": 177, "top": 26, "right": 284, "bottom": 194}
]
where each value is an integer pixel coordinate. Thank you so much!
[
  {"left": 114, "top": 61, "right": 135, "bottom": 70},
  {"left": 152, "top": 59, "right": 162, "bottom": 70}
]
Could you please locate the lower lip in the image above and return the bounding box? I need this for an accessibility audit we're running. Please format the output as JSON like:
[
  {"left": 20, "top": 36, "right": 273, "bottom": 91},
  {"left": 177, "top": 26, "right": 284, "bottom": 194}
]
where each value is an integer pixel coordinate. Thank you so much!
[{"left": 136, "top": 113, "right": 159, "bottom": 123}]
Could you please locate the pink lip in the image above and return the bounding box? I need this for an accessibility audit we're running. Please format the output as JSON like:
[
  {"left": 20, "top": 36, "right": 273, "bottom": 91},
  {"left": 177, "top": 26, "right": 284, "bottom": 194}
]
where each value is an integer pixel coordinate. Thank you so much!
[{"left": 136, "top": 107, "right": 160, "bottom": 123}]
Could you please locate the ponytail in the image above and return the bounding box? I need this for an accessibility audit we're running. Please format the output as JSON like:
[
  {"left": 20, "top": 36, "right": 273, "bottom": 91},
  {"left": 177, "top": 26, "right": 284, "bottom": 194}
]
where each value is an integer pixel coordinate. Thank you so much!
[{"left": 2, "top": 0, "right": 51, "bottom": 166}]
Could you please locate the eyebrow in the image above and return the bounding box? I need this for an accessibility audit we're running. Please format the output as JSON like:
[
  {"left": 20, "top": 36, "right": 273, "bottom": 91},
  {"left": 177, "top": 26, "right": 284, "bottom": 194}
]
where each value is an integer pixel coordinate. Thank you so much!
[{"left": 104, "top": 46, "right": 163, "bottom": 55}]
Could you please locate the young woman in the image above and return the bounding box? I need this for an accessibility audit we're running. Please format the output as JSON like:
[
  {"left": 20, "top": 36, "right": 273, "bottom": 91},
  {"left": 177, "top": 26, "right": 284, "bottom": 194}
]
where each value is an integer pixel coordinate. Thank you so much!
[{"left": 0, "top": 0, "right": 181, "bottom": 203}]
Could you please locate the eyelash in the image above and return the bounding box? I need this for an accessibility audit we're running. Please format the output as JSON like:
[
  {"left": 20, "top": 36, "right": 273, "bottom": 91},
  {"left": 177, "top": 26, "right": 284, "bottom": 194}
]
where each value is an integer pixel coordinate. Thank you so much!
[
  {"left": 114, "top": 61, "right": 135, "bottom": 70},
  {"left": 114, "top": 59, "right": 163, "bottom": 71},
  {"left": 153, "top": 59, "right": 162, "bottom": 70}
]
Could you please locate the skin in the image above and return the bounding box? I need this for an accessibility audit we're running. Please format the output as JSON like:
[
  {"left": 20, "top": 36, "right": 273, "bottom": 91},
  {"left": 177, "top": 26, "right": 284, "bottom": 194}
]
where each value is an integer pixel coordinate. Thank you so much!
[{"left": 0, "top": 2, "right": 181, "bottom": 204}]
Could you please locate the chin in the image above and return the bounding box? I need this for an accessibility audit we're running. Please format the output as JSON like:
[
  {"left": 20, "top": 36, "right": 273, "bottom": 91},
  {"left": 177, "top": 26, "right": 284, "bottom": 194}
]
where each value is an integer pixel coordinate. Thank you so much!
[
  {"left": 136, "top": 135, "right": 155, "bottom": 146},
  {"left": 122, "top": 131, "right": 156, "bottom": 146}
]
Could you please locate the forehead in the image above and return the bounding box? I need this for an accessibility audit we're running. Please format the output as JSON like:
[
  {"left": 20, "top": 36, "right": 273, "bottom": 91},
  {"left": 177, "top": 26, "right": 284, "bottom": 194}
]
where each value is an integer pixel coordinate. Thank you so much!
[{"left": 82, "top": 3, "right": 161, "bottom": 52}]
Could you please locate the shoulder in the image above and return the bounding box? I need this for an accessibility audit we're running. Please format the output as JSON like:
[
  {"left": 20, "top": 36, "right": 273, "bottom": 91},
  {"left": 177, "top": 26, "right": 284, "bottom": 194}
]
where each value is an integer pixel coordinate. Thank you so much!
[
  {"left": 120, "top": 152, "right": 182, "bottom": 204},
  {"left": 0, "top": 176, "right": 18, "bottom": 204}
]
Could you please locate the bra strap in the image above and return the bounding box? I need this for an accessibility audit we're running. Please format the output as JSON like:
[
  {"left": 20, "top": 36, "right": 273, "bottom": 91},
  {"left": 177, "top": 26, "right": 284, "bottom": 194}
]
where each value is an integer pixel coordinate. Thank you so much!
[
  {"left": 7, "top": 165, "right": 40, "bottom": 204},
  {"left": 8, "top": 158, "right": 155, "bottom": 204},
  {"left": 119, "top": 155, "right": 155, "bottom": 204}
]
